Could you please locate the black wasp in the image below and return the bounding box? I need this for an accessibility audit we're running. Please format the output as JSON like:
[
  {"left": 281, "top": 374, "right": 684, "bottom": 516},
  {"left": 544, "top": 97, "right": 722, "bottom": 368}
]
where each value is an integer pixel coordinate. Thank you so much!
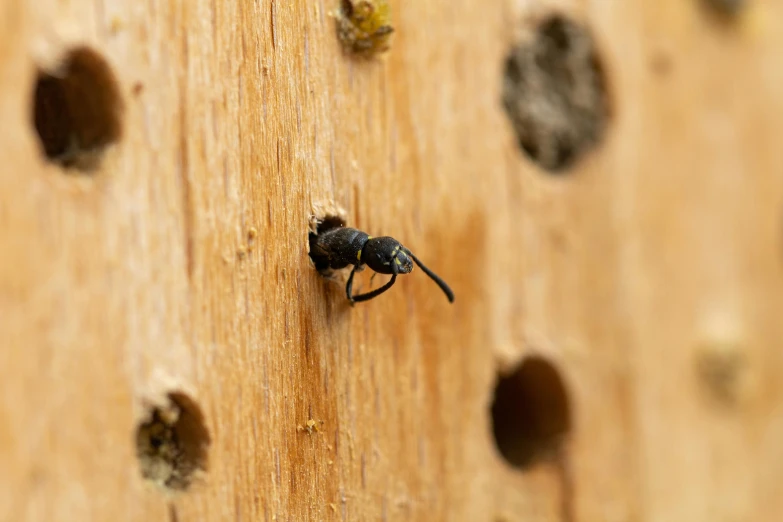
[{"left": 309, "top": 224, "right": 454, "bottom": 304}]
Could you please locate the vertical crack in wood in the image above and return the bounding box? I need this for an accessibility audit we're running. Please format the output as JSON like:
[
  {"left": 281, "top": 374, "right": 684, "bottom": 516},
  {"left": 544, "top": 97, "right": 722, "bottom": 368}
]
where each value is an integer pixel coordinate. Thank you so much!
[
  {"left": 270, "top": 0, "right": 277, "bottom": 51},
  {"left": 168, "top": 503, "right": 179, "bottom": 522},
  {"left": 178, "top": 14, "right": 195, "bottom": 284},
  {"left": 556, "top": 451, "right": 575, "bottom": 522}
]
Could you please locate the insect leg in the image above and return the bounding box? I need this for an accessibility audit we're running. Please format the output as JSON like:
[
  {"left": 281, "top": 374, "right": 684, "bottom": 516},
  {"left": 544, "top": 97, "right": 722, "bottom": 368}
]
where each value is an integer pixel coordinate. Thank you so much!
[
  {"left": 346, "top": 266, "right": 359, "bottom": 302},
  {"left": 351, "top": 273, "right": 398, "bottom": 302}
]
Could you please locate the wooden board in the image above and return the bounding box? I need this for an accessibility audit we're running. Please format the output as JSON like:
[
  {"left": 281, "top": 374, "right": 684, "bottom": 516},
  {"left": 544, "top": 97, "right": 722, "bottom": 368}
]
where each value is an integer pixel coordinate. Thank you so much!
[{"left": 1, "top": 0, "right": 782, "bottom": 521}]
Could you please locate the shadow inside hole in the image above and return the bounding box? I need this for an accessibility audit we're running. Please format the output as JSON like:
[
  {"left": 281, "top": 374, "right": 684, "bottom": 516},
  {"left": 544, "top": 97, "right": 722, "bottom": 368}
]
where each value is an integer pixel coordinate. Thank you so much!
[
  {"left": 491, "top": 355, "right": 572, "bottom": 469},
  {"left": 32, "top": 46, "right": 123, "bottom": 172},
  {"left": 315, "top": 214, "right": 347, "bottom": 235},
  {"left": 136, "top": 392, "right": 210, "bottom": 492}
]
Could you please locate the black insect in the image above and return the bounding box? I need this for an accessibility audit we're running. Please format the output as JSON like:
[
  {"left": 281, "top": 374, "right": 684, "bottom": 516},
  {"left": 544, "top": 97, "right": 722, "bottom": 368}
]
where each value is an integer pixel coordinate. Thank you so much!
[{"left": 309, "top": 225, "right": 454, "bottom": 304}]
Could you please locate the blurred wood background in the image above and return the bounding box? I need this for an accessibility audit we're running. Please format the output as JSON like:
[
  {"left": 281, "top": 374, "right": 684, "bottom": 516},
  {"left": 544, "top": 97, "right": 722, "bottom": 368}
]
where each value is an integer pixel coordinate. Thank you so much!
[{"left": 1, "top": 0, "right": 782, "bottom": 521}]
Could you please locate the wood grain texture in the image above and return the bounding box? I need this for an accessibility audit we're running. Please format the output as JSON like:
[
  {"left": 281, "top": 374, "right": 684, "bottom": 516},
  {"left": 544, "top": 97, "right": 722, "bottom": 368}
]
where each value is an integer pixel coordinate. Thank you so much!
[{"left": 1, "top": 0, "right": 782, "bottom": 521}]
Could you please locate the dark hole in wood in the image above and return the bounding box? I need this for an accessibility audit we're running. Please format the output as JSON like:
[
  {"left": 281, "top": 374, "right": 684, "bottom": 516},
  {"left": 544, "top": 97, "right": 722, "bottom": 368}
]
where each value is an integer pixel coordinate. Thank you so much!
[
  {"left": 491, "top": 355, "right": 572, "bottom": 469},
  {"left": 32, "top": 46, "right": 123, "bottom": 172}
]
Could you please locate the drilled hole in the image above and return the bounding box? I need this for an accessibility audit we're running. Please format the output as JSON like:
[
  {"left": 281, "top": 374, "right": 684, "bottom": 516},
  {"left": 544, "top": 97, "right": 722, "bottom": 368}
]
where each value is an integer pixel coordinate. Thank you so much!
[
  {"left": 136, "top": 392, "right": 210, "bottom": 492},
  {"left": 491, "top": 356, "right": 571, "bottom": 469},
  {"left": 502, "top": 15, "right": 609, "bottom": 172},
  {"left": 32, "top": 46, "right": 123, "bottom": 172}
]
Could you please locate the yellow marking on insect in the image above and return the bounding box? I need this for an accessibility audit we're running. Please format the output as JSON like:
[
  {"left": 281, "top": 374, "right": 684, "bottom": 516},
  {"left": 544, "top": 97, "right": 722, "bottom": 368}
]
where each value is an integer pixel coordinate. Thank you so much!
[
  {"left": 357, "top": 249, "right": 362, "bottom": 261},
  {"left": 395, "top": 258, "right": 402, "bottom": 266}
]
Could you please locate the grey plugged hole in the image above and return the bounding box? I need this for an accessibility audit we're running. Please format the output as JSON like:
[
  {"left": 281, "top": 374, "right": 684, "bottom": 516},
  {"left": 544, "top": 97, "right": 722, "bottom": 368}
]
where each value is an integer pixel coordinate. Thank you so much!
[
  {"left": 695, "top": 342, "right": 747, "bottom": 407},
  {"left": 491, "top": 356, "right": 571, "bottom": 469},
  {"left": 136, "top": 392, "right": 210, "bottom": 492},
  {"left": 33, "top": 46, "right": 123, "bottom": 172},
  {"left": 702, "top": 0, "right": 745, "bottom": 17},
  {"left": 502, "top": 15, "right": 610, "bottom": 172}
]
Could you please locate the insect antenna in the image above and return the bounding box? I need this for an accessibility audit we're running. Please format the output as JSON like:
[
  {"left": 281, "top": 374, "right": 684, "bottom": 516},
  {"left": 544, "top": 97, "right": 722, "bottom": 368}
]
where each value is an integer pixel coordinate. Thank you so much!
[{"left": 406, "top": 250, "right": 455, "bottom": 303}]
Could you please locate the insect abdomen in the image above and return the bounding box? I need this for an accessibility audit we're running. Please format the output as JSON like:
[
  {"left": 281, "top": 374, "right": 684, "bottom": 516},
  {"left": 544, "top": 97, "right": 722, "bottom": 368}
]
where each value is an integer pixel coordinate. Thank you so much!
[{"left": 309, "top": 227, "right": 369, "bottom": 271}]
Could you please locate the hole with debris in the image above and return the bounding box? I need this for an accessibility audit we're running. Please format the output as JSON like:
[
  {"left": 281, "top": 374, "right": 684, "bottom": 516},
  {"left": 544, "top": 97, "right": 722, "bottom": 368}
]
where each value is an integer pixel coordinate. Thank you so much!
[
  {"left": 335, "top": 0, "right": 394, "bottom": 58},
  {"left": 502, "top": 15, "right": 610, "bottom": 172},
  {"left": 136, "top": 392, "right": 210, "bottom": 492}
]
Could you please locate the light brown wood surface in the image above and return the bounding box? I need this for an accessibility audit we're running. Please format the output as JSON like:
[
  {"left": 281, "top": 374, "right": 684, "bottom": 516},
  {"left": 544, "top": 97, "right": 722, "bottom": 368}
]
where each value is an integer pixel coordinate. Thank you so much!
[{"left": 2, "top": 0, "right": 783, "bottom": 521}]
